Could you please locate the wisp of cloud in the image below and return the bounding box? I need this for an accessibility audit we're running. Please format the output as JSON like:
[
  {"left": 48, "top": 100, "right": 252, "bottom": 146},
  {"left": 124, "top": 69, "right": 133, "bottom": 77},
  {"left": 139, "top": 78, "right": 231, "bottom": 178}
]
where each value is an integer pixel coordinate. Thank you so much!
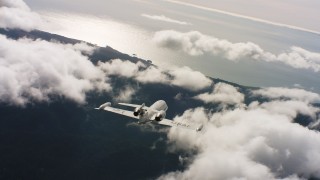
[{"left": 141, "top": 14, "right": 191, "bottom": 25}]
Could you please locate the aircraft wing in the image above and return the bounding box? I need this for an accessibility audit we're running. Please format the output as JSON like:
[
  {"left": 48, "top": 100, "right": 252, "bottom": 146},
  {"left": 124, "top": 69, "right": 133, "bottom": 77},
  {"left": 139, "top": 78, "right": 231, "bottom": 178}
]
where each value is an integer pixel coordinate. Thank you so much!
[
  {"left": 100, "top": 106, "right": 138, "bottom": 119},
  {"left": 156, "top": 119, "right": 203, "bottom": 132},
  {"left": 118, "top": 102, "right": 149, "bottom": 108}
]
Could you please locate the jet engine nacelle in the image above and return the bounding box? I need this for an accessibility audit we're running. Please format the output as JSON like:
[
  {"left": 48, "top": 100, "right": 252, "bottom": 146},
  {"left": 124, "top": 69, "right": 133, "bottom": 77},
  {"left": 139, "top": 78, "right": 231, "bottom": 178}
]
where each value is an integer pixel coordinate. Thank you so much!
[
  {"left": 133, "top": 103, "right": 145, "bottom": 116},
  {"left": 155, "top": 110, "right": 166, "bottom": 121},
  {"left": 133, "top": 108, "right": 141, "bottom": 116}
]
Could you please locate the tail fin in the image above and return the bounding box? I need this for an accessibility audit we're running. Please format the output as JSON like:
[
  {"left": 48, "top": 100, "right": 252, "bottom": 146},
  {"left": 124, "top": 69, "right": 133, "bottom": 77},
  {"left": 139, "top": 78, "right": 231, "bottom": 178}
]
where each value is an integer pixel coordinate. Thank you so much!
[
  {"left": 196, "top": 124, "right": 203, "bottom": 132},
  {"left": 95, "top": 102, "right": 111, "bottom": 110}
]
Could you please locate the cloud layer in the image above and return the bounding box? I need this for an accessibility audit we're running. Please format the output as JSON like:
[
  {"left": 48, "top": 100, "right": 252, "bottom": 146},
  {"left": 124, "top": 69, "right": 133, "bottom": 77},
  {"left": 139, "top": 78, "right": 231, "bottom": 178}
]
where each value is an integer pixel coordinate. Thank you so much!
[
  {"left": 98, "top": 59, "right": 212, "bottom": 91},
  {"left": 153, "top": 30, "right": 320, "bottom": 72},
  {"left": 0, "top": 35, "right": 110, "bottom": 106},
  {"left": 141, "top": 14, "right": 191, "bottom": 25},
  {"left": 0, "top": 35, "right": 212, "bottom": 106},
  {"left": 160, "top": 86, "right": 320, "bottom": 180},
  {"left": 0, "top": 0, "right": 44, "bottom": 31}
]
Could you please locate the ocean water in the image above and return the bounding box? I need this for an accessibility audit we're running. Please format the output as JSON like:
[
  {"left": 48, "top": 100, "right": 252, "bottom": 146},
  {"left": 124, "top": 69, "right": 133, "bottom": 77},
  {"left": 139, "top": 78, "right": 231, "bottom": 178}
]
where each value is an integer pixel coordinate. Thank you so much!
[{"left": 33, "top": 0, "right": 320, "bottom": 93}]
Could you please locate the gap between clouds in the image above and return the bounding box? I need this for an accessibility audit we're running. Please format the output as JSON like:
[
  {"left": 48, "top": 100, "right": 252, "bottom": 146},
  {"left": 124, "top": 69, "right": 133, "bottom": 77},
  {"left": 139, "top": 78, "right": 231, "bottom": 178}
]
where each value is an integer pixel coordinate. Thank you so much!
[{"left": 153, "top": 30, "right": 320, "bottom": 73}]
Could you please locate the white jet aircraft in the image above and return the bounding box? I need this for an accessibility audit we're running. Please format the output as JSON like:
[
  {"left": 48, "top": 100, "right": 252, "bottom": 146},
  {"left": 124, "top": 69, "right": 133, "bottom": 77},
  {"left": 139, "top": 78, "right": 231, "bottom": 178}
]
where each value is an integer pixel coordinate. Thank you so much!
[{"left": 95, "top": 100, "right": 203, "bottom": 131}]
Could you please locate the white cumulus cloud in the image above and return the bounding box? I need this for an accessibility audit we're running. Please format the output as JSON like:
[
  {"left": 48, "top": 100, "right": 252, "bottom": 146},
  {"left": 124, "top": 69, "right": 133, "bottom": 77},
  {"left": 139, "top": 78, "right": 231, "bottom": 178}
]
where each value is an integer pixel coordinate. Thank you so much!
[
  {"left": 153, "top": 30, "right": 320, "bottom": 72},
  {"left": 251, "top": 100, "right": 319, "bottom": 120},
  {"left": 98, "top": 59, "right": 142, "bottom": 78},
  {"left": 160, "top": 99, "right": 320, "bottom": 179},
  {"left": 135, "top": 66, "right": 171, "bottom": 84},
  {"left": 168, "top": 66, "right": 212, "bottom": 91},
  {"left": 0, "top": 0, "right": 45, "bottom": 31},
  {"left": 252, "top": 87, "right": 320, "bottom": 103},
  {"left": 194, "top": 82, "right": 244, "bottom": 106},
  {"left": 0, "top": 35, "right": 110, "bottom": 106},
  {"left": 98, "top": 59, "right": 212, "bottom": 91},
  {"left": 114, "top": 86, "right": 137, "bottom": 102},
  {"left": 141, "top": 14, "right": 191, "bottom": 25}
]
